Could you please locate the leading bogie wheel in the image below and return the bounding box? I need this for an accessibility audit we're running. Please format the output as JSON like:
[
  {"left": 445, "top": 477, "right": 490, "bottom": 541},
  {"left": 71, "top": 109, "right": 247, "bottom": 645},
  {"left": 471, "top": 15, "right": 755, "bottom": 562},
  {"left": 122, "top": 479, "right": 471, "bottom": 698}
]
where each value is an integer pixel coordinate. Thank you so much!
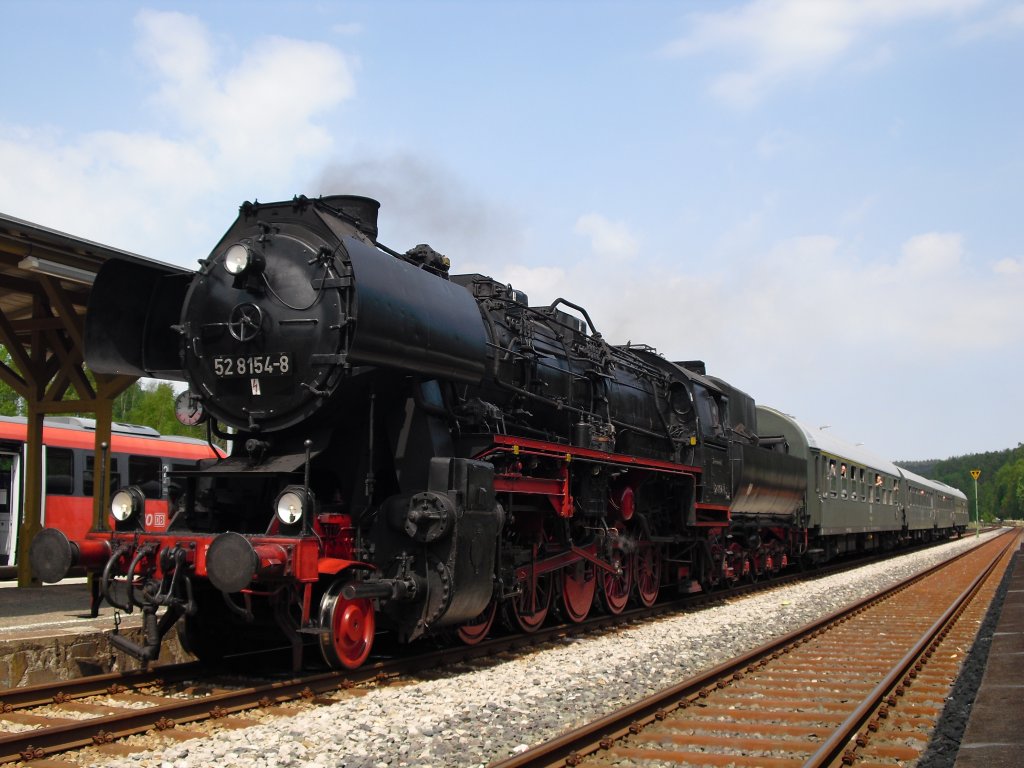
[{"left": 319, "top": 580, "right": 375, "bottom": 669}]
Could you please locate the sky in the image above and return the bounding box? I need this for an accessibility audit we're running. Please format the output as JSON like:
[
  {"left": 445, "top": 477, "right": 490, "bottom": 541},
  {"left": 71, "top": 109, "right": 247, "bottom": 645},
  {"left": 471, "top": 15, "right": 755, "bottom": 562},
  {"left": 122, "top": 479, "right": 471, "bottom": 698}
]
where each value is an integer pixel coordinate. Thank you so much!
[{"left": 1, "top": 0, "right": 1021, "bottom": 462}]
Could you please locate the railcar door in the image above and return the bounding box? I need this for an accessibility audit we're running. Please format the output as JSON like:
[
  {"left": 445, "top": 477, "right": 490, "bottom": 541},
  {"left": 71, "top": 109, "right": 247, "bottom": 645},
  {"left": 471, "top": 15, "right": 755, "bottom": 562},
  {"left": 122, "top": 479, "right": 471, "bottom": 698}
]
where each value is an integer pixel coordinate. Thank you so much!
[{"left": 0, "top": 448, "right": 22, "bottom": 566}]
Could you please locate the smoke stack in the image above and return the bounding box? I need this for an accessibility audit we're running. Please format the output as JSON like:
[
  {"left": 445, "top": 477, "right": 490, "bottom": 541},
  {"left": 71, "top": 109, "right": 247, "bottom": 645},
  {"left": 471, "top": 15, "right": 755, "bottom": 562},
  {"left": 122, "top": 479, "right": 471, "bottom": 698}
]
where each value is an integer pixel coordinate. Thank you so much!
[{"left": 319, "top": 195, "right": 380, "bottom": 241}]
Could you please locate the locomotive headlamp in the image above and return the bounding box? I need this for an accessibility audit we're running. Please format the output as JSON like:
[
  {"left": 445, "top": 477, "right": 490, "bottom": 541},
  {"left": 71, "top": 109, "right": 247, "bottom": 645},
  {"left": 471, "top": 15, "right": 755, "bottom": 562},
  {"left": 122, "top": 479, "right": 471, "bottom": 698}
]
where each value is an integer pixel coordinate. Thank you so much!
[
  {"left": 223, "top": 244, "right": 251, "bottom": 275},
  {"left": 275, "top": 486, "right": 312, "bottom": 526},
  {"left": 111, "top": 486, "right": 145, "bottom": 522},
  {"left": 222, "top": 243, "right": 264, "bottom": 276}
]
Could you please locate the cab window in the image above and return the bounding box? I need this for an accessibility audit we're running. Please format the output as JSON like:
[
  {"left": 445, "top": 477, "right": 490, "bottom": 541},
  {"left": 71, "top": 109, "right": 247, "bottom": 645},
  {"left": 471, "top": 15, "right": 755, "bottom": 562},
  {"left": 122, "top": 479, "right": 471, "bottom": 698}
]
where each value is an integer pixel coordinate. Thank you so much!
[{"left": 693, "top": 385, "right": 725, "bottom": 439}]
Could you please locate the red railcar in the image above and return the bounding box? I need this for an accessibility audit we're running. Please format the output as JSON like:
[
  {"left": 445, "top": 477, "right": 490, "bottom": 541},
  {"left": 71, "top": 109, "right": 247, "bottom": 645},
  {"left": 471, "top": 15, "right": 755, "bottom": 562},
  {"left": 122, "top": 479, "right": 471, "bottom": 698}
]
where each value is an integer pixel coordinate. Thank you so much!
[{"left": 0, "top": 415, "right": 223, "bottom": 571}]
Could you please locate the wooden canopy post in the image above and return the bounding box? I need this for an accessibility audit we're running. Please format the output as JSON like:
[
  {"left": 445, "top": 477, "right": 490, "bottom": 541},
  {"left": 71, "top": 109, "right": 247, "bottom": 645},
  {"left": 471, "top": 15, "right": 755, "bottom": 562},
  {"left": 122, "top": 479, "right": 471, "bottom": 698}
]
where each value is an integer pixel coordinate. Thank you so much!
[
  {"left": 16, "top": 405, "right": 44, "bottom": 585},
  {"left": 1, "top": 212, "right": 186, "bottom": 588},
  {"left": 0, "top": 274, "right": 134, "bottom": 586}
]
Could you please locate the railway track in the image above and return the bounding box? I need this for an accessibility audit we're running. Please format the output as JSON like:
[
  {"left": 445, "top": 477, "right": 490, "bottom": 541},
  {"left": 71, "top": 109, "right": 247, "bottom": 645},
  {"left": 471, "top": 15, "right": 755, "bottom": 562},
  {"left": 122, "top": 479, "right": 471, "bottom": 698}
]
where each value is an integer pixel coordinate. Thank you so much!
[
  {"left": 0, "top": 537, "right": 984, "bottom": 766},
  {"left": 0, "top": 597, "right": 726, "bottom": 765},
  {"left": 492, "top": 528, "right": 1021, "bottom": 768}
]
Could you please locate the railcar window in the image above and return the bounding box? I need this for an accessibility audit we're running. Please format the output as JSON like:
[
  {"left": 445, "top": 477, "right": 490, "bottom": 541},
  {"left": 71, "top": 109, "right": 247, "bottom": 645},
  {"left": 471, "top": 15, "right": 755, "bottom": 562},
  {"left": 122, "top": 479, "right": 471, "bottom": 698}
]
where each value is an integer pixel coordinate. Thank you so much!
[
  {"left": 129, "top": 456, "right": 163, "bottom": 499},
  {"left": 84, "top": 456, "right": 121, "bottom": 497},
  {"left": 45, "top": 448, "right": 75, "bottom": 495}
]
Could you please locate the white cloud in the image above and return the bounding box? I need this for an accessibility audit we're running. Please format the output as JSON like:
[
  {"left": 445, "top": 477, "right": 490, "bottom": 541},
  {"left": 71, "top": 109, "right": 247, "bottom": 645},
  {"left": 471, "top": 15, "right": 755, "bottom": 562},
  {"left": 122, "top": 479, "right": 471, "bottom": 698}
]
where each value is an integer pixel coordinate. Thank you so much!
[
  {"left": 664, "top": 0, "right": 984, "bottom": 107},
  {"left": 486, "top": 224, "right": 1019, "bottom": 381},
  {"left": 0, "top": 12, "right": 356, "bottom": 265},
  {"left": 135, "top": 10, "right": 355, "bottom": 177},
  {"left": 498, "top": 266, "right": 568, "bottom": 303},
  {"left": 898, "top": 232, "right": 964, "bottom": 275},
  {"left": 574, "top": 213, "right": 640, "bottom": 260},
  {"left": 993, "top": 257, "right": 1024, "bottom": 275},
  {"left": 134, "top": 10, "right": 212, "bottom": 85},
  {"left": 466, "top": 221, "right": 1021, "bottom": 458}
]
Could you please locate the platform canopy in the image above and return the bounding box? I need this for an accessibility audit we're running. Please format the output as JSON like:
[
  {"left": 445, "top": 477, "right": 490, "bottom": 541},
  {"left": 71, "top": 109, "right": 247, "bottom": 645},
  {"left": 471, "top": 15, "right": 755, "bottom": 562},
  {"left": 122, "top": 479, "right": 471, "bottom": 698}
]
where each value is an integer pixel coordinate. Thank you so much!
[{"left": 0, "top": 210, "right": 189, "bottom": 585}]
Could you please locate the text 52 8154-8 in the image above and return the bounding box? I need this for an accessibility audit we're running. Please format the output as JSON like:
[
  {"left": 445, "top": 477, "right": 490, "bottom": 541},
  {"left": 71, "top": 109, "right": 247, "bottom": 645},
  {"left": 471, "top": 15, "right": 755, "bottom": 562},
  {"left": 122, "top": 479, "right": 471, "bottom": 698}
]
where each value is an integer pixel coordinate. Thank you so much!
[{"left": 213, "top": 354, "right": 291, "bottom": 377}]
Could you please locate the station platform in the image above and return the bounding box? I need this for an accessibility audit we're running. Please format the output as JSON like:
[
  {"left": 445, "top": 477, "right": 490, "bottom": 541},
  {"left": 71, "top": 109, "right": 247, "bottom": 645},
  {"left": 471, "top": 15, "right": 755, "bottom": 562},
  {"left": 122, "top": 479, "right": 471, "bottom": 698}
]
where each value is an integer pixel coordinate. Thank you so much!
[
  {"left": 954, "top": 540, "right": 1024, "bottom": 767},
  {"left": 0, "top": 579, "right": 189, "bottom": 687}
]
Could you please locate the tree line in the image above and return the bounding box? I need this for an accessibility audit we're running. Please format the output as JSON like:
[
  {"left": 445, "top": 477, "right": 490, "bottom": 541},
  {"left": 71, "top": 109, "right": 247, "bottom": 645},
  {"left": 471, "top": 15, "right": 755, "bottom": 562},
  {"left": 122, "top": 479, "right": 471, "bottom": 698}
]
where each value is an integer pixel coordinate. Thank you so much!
[{"left": 0, "top": 346, "right": 213, "bottom": 444}]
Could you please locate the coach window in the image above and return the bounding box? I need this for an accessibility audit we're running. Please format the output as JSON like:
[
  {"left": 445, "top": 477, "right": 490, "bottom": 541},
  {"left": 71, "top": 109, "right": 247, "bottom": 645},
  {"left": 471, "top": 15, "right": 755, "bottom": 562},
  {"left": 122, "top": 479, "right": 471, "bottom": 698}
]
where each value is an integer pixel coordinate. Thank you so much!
[
  {"left": 45, "top": 448, "right": 75, "bottom": 495},
  {"left": 827, "top": 459, "right": 837, "bottom": 496},
  {"left": 84, "top": 456, "right": 121, "bottom": 497},
  {"left": 129, "top": 456, "right": 163, "bottom": 499}
]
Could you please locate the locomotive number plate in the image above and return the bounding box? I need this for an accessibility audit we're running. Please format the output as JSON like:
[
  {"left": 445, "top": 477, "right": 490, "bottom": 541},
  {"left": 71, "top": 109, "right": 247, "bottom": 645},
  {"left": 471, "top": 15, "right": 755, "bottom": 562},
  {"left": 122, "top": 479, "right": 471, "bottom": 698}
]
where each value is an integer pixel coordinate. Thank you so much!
[{"left": 213, "top": 354, "right": 292, "bottom": 377}]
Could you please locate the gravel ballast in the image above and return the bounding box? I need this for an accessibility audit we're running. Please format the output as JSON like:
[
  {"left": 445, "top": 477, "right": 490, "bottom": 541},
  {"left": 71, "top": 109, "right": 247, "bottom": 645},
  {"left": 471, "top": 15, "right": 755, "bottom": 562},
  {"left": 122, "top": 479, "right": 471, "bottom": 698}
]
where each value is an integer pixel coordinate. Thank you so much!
[{"left": 73, "top": 531, "right": 1003, "bottom": 768}]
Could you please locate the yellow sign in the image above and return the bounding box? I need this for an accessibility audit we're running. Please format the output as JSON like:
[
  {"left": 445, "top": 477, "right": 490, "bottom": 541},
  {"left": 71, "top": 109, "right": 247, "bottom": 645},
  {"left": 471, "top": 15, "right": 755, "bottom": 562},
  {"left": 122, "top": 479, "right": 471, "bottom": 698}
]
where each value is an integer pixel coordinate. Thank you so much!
[{"left": 970, "top": 469, "right": 981, "bottom": 481}]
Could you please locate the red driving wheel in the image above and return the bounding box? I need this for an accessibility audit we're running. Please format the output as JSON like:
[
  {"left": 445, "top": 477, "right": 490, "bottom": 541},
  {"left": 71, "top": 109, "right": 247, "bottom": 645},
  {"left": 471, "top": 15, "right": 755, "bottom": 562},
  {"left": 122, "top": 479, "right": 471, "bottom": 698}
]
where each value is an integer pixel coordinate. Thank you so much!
[{"left": 319, "top": 581, "right": 375, "bottom": 669}]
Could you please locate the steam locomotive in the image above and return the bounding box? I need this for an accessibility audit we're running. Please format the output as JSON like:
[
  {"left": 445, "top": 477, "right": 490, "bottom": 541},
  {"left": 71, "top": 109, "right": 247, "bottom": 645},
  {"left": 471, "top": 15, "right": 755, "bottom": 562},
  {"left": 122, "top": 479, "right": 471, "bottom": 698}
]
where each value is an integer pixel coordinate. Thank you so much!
[{"left": 29, "top": 195, "right": 967, "bottom": 670}]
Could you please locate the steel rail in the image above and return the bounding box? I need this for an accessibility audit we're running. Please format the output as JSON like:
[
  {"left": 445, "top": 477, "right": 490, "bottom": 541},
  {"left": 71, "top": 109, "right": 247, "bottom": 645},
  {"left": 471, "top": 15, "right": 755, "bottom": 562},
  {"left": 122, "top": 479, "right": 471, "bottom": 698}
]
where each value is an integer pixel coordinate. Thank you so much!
[
  {"left": 0, "top": 548, "right": 855, "bottom": 709},
  {"left": 0, "top": 662, "right": 204, "bottom": 710},
  {"left": 0, "top": 537, "right": 980, "bottom": 765},
  {"left": 487, "top": 529, "right": 1017, "bottom": 768},
  {"left": 803, "top": 529, "right": 1019, "bottom": 767}
]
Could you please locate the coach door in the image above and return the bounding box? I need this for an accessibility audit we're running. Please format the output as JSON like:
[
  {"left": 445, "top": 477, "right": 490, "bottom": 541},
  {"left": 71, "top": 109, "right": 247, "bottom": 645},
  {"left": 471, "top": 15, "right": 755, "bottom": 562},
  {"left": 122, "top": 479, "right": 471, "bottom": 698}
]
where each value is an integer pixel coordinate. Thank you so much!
[{"left": 0, "top": 448, "right": 22, "bottom": 566}]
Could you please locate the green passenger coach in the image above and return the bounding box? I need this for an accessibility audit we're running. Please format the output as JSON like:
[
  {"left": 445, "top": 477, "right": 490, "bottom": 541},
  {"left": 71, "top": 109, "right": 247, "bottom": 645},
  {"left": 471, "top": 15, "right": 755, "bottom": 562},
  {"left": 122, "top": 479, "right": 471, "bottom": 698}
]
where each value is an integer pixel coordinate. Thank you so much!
[{"left": 756, "top": 406, "right": 967, "bottom": 560}]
